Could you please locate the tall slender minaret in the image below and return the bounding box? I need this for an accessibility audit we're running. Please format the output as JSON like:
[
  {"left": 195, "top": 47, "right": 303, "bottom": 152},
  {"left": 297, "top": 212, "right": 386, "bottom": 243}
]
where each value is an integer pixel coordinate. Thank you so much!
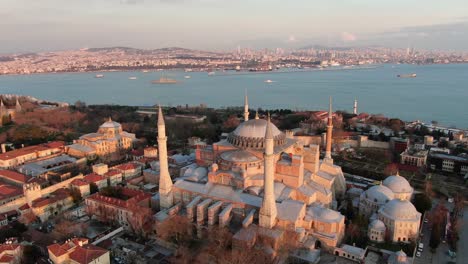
[
  {"left": 324, "top": 97, "right": 333, "bottom": 164},
  {"left": 15, "top": 97, "right": 22, "bottom": 112},
  {"left": 353, "top": 99, "right": 358, "bottom": 115},
  {"left": 259, "top": 114, "right": 277, "bottom": 228},
  {"left": 157, "top": 106, "right": 173, "bottom": 209},
  {"left": 0, "top": 99, "right": 4, "bottom": 117},
  {"left": 244, "top": 92, "right": 249, "bottom": 122}
]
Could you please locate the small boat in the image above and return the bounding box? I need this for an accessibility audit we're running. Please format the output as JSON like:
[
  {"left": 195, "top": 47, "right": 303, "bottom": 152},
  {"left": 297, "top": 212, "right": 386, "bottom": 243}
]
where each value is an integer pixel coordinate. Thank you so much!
[
  {"left": 184, "top": 76, "right": 191, "bottom": 79},
  {"left": 397, "top": 73, "right": 417, "bottom": 78},
  {"left": 95, "top": 74, "right": 104, "bottom": 78},
  {"left": 129, "top": 77, "right": 137, "bottom": 80},
  {"left": 208, "top": 71, "right": 215, "bottom": 76},
  {"left": 264, "top": 80, "right": 274, "bottom": 83},
  {"left": 142, "top": 70, "right": 149, "bottom": 73}
]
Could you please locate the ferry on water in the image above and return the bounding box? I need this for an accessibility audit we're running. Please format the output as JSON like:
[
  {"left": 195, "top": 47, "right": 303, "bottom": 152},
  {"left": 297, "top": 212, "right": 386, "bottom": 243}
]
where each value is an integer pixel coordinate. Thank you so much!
[
  {"left": 95, "top": 74, "right": 104, "bottom": 78},
  {"left": 129, "top": 77, "right": 137, "bottom": 80},
  {"left": 184, "top": 76, "right": 191, "bottom": 79},
  {"left": 397, "top": 73, "right": 417, "bottom": 78}
]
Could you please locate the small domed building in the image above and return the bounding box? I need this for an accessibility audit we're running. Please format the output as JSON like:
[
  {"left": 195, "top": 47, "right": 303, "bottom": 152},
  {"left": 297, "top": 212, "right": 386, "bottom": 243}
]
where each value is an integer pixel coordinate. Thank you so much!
[
  {"left": 66, "top": 118, "right": 137, "bottom": 158},
  {"left": 368, "top": 219, "right": 386, "bottom": 242},
  {"left": 359, "top": 184, "right": 394, "bottom": 217},
  {"left": 377, "top": 198, "right": 421, "bottom": 243},
  {"left": 382, "top": 172, "right": 413, "bottom": 201}
]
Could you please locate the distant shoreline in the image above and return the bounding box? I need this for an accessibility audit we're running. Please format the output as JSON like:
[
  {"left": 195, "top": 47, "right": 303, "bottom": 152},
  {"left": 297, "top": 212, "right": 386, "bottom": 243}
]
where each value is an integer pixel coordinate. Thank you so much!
[{"left": 2, "top": 62, "right": 468, "bottom": 77}]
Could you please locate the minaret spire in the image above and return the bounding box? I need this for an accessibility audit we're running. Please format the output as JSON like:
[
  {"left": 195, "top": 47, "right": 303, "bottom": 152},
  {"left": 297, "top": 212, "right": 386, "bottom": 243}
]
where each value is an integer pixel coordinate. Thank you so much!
[
  {"left": 157, "top": 105, "right": 173, "bottom": 209},
  {"left": 15, "top": 97, "right": 21, "bottom": 112},
  {"left": 324, "top": 97, "right": 333, "bottom": 163},
  {"left": 243, "top": 90, "right": 249, "bottom": 122},
  {"left": 353, "top": 99, "right": 358, "bottom": 115},
  {"left": 259, "top": 115, "right": 277, "bottom": 228}
]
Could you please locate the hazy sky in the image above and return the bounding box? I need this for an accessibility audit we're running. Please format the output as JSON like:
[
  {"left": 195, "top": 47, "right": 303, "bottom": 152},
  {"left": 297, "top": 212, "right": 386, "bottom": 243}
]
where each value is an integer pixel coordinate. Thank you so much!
[{"left": 1, "top": 0, "right": 468, "bottom": 53}]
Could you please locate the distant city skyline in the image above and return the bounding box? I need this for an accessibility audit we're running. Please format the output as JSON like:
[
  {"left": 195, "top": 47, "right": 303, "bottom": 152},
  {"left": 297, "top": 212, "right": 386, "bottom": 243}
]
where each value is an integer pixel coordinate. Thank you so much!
[{"left": 1, "top": 0, "right": 468, "bottom": 53}]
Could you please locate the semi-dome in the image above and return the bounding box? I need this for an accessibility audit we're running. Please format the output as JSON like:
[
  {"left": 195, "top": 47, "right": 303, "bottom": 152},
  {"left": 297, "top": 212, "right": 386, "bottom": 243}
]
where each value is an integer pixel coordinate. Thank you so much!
[
  {"left": 364, "top": 185, "right": 394, "bottom": 204},
  {"left": 380, "top": 199, "right": 420, "bottom": 220},
  {"left": 369, "top": 219, "right": 386, "bottom": 231},
  {"left": 227, "top": 119, "right": 286, "bottom": 149},
  {"left": 308, "top": 205, "right": 343, "bottom": 223},
  {"left": 383, "top": 174, "right": 413, "bottom": 194},
  {"left": 220, "top": 150, "right": 261, "bottom": 163}
]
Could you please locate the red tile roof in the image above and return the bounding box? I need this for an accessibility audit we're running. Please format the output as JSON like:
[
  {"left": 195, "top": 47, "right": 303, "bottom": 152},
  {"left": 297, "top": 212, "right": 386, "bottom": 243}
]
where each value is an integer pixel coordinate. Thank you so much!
[
  {"left": 86, "top": 188, "right": 151, "bottom": 210},
  {"left": 68, "top": 245, "right": 108, "bottom": 264},
  {"left": 115, "top": 162, "right": 140, "bottom": 171},
  {"left": 31, "top": 188, "right": 71, "bottom": 208},
  {"left": 0, "top": 170, "right": 30, "bottom": 183},
  {"left": 47, "top": 238, "right": 88, "bottom": 258},
  {"left": 0, "top": 184, "right": 22, "bottom": 201},
  {"left": 0, "top": 254, "right": 14, "bottom": 262},
  {"left": 0, "top": 141, "right": 64, "bottom": 161},
  {"left": 130, "top": 149, "right": 144, "bottom": 156},
  {"left": 71, "top": 179, "right": 89, "bottom": 187},
  {"left": 47, "top": 244, "right": 68, "bottom": 257},
  {"left": 83, "top": 173, "right": 106, "bottom": 184},
  {"left": 103, "top": 170, "right": 121, "bottom": 177},
  {"left": 18, "top": 203, "right": 30, "bottom": 211}
]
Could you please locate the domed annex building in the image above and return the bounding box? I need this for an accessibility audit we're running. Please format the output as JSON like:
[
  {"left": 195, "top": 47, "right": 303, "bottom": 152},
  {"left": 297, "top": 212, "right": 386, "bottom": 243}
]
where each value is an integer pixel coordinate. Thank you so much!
[
  {"left": 66, "top": 118, "right": 137, "bottom": 158},
  {"left": 368, "top": 219, "right": 386, "bottom": 242},
  {"left": 377, "top": 198, "right": 421, "bottom": 243},
  {"left": 359, "top": 173, "right": 420, "bottom": 243},
  {"left": 359, "top": 184, "right": 394, "bottom": 217},
  {"left": 382, "top": 172, "right": 414, "bottom": 201},
  {"left": 155, "top": 95, "right": 348, "bottom": 250}
]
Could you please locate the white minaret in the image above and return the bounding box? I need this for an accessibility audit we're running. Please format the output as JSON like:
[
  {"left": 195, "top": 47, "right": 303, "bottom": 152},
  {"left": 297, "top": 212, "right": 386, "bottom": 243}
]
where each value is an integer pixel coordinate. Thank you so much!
[
  {"left": 259, "top": 114, "right": 277, "bottom": 228},
  {"left": 15, "top": 97, "right": 22, "bottom": 112},
  {"left": 324, "top": 97, "right": 333, "bottom": 164},
  {"left": 353, "top": 99, "right": 358, "bottom": 115},
  {"left": 244, "top": 92, "right": 249, "bottom": 122},
  {"left": 157, "top": 106, "right": 173, "bottom": 209}
]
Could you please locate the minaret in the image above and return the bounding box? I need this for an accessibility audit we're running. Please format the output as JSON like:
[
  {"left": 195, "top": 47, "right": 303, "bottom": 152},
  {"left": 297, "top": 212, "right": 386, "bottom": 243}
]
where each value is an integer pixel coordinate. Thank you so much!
[
  {"left": 324, "top": 97, "right": 333, "bottom": 164},
  {"left": 0, "top": 99, "right": 4, "bottom": 118},
  {"left": 0, "top": 99, "right": 5, "bottom": 114},
  {"left": 259, "top": 114, "right": 277, "bottom": 228},
  {"left": 243, "top": 92, "right": 249, "bottom": 122},
  {"left": 353, "top": 99, "right": 358, "bottom": 115},
  {"left": 15, "top": 97, "right": 22, "bottom": 112},
  {"left": 157, "top": 106, "right": 173, "bottom": 209}
]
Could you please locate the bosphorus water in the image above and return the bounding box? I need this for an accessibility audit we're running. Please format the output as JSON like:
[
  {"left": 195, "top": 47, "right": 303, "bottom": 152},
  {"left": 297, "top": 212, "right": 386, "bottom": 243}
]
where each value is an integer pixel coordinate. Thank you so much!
[{"left": 1, "top": 64, "right": 467, "bottom": 128}]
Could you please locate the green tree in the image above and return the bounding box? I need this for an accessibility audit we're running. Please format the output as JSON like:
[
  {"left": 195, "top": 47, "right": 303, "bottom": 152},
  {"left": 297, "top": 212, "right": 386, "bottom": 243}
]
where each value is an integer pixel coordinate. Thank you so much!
[{"left": 413, "top": 193, "right": 432, "bottom": 213}]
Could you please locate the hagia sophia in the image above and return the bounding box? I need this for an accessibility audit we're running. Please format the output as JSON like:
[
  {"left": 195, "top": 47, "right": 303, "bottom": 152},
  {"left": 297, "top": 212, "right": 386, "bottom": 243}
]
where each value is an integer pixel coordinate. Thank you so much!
[{"left": 154, "top": 94, "right": 422, "bottom": 254}]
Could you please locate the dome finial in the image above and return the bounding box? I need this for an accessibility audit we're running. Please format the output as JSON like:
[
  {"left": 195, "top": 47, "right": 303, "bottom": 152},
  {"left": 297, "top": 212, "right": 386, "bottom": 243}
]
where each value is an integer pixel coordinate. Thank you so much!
[
  {"left": 108, "top": 116, "right": 112, "bottom": 122},
  {"left": 255, "top": 110, "right": 259, "bottom": 119},
  {"left": 396, "top": 170, "right": 400, "bottom": 176}
]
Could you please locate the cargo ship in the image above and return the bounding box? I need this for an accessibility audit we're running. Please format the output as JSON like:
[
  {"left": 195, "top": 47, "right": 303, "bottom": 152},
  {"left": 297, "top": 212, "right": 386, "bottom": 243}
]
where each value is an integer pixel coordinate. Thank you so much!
[{"left": 397, "top": 73, "right": 417, "bottom": 78}]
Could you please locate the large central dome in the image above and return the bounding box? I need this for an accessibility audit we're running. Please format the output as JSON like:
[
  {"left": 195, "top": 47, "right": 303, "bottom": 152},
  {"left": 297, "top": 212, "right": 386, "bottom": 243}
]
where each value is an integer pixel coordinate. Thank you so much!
[
  {"left": 233, "top": 119, "right": 282, "bottom": 138},
  {"left": 227, "top": 119, "right": 286, "bottom": 149}
]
